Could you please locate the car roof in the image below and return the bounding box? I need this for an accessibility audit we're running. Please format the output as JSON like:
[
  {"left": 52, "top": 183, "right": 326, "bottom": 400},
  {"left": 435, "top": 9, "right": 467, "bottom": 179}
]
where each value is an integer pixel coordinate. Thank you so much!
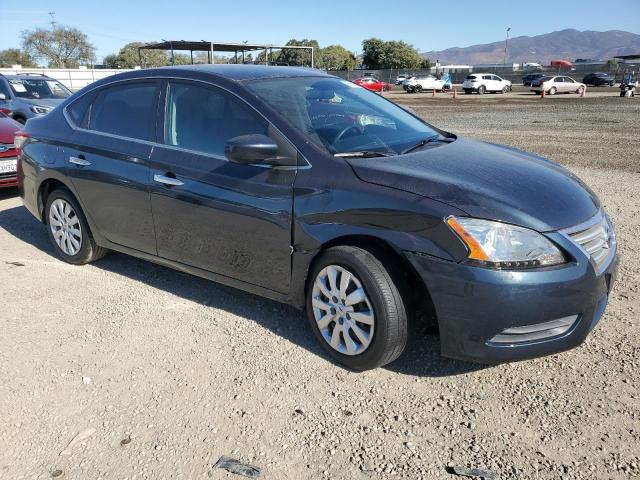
[
  {"left": 1, "top": 73, "right": 56, "bottom": 80},
  {"left": 113, "top": 64, "right": 331, "bottom": 83}
]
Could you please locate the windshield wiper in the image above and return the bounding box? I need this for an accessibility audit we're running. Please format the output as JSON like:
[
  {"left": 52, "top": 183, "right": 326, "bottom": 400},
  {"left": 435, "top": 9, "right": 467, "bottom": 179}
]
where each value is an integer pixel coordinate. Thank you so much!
[
  {"left": 334, "top": 151, "right": 394, "bottom": 158},
  {"left": 401, "top": 135, "right": 453, "bottom": 155}
]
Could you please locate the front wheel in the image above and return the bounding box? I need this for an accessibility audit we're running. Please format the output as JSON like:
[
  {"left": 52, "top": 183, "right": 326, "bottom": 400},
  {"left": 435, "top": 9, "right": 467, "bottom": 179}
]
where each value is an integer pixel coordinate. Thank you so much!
[
  {"left": 548, "top": 87, "right": 557, "bottom": 95},
  {"left": 502, "top": 86, "right": 510, "bottom": 94},
  {"left": 576, "top": 86, "right": 585, "bottom": 95},
  {"left": 306, "top": 246, "right": 408, "bottom": 371},
  {"left": 414, "top": 85, "right": 423, "bottom": 93},
  {"left": 45, "top": 188, "right": 108, "bottom": 265}
]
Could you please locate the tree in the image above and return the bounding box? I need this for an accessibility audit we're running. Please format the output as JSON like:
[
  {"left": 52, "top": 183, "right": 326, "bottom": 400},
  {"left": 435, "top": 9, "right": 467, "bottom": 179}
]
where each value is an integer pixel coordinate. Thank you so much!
[
  {"left": 21, "top": 25, "right": 96, "bottom": 68},
  {"left": 104, "top": 42, "right": 169, "bottom": 68},
  {"left": 362, "top": 38, "right": 424, "bottom": 69},
  {"left": 278, "top": 39, "right": 319, "bottom": 66},
  {"left": 420, "top": 58, "right": 432, "bottom": 69},
  {"left": 0, "top": 48, "right": 37, "bottom": 68},
  {"left": 362, "top": 38, "right": 385, "bottom": 69},
  {"left": 319, "top": 45, "right": 356, "bottom": 71}
]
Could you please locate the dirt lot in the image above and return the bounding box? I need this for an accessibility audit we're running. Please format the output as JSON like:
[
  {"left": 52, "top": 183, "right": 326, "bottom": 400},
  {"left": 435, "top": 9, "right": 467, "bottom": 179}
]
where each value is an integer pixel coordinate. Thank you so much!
[{"left": 0, "top": 93, "right": 639, "bottom": 480}]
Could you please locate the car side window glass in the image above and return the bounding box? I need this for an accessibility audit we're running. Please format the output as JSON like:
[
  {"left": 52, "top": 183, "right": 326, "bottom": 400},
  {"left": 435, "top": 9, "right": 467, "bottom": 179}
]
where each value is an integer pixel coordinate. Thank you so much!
[
  {"left": 483, "top": 75, "right": 491, "bottom": 80},
  {"left": 66, "top": 92, "right": 95, "bottom": 129},
  {"left": 165, "top": 82, "right": 268, "bottom": 157},
  {"left": 0, "top": 80, "right": 11, "bottom": 98},
  {"left": 89, "top": 82, "right": 158, "bottom": 141}
]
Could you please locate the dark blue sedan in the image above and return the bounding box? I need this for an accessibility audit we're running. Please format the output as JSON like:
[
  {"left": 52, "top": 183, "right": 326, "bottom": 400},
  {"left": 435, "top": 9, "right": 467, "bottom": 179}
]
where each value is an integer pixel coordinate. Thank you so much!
[{"left": 16, "top": 65, "right": 618, "bottom": 370}]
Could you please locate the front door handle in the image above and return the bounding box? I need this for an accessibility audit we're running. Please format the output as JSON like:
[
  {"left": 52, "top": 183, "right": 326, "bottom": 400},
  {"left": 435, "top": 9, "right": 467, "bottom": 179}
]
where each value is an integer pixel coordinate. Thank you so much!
[
  {"left": 69, "top": 156, "right": 91, "bottom": 166},
  {"left": 154, "top": 174, "right": 184, "bottom": 187}
]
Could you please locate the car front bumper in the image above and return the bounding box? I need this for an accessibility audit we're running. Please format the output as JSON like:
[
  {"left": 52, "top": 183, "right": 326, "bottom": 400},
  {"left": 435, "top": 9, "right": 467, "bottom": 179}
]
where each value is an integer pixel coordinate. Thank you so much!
[{"left": 404, "top": 232, "right": 618, "bottom": 364}]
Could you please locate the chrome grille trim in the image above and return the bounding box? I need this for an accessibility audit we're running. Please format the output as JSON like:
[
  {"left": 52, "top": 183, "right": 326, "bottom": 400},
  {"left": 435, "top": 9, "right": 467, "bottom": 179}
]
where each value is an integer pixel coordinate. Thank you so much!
[{"left": 561, "top": 211, "right": 615, "bottom": 274}]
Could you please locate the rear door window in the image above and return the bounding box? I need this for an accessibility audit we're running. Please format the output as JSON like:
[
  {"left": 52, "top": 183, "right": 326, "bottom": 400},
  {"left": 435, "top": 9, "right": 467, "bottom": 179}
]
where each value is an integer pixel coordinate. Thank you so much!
[
  {"left": 89, "top": 81, "right": 159, "bottom": 141},
  {"left": 164, "top": 81, "right": 268, "bottom": 157}
]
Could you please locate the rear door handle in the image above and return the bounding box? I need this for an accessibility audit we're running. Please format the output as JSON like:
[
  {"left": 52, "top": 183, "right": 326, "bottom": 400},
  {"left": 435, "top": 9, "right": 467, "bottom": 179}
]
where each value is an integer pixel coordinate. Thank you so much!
[
  {"left": 69, "top": 156, "right": 91, "bottom": 166},
  {"left": 153, "top": 174, "right": 184, "bottom": 187}
]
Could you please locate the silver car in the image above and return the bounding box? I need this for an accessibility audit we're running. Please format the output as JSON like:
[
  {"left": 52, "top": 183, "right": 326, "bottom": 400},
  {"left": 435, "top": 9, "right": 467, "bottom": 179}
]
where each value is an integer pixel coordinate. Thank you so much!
[
  {"left": 530, "top": 75, "right": 586, "bottom": 95},
  {"left": 0, "top": 73, "right": 72, "bottom": 124}
]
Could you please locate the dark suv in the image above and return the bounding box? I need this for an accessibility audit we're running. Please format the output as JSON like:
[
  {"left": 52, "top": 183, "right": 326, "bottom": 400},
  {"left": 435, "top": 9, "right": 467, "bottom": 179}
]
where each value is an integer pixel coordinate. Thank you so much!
[
  {"left": 17, "top": 65, "right": 618, "bottom": 370},
  {"left": 0, "top": 73, "right": 72, "bottom": 124},
  {"left": 582, "top": 72, "right": 615, "bottom": 87}
]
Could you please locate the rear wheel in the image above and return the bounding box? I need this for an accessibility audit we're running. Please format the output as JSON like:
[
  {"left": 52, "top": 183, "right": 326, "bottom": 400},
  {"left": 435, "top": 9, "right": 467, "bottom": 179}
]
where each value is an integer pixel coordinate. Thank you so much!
[
  {"left": 306, "top": 246, "right": 408, "bottom": 371},
  {"left": 548, "top": 86, "right": 557, "bottom": 95},
  {"left": 45, "top": 188, "right": 108, "bottom": 265},
  {"left": 477, "top": 85, "right": 486, "bottom": 95},
  {"left": 414, "top": 85, "right": 422, "bottom": 93}
]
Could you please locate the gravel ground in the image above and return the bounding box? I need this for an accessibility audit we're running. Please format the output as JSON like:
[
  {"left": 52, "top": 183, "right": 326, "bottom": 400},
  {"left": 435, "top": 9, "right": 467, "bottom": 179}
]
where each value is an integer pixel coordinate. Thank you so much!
[{"left": 0, "top": 94, "right": 638, "bottom": 480}]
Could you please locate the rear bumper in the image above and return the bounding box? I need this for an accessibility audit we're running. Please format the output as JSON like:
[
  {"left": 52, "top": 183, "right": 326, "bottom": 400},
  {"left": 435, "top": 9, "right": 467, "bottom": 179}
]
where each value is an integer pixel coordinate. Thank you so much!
[{"left": 405, "top": 233, "right": 618, "bottom": 364}]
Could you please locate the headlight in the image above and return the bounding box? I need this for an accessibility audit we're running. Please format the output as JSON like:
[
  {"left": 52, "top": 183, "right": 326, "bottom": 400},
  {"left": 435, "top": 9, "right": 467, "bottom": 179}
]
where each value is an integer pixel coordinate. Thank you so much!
[
  {"left": 30, "top": 105, "right": 52, "bottom": 114},
  {"left": 447, "top": 216, "right": 566, "bottom": 269}
]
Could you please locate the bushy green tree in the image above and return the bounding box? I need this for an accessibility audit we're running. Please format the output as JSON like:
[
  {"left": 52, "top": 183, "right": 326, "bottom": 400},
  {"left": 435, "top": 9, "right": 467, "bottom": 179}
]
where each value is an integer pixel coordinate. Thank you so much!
[
  {"left": 278, "top": 39, "right": 319, "bottom": 66},
  {"left": 362, "top": 38, "right": 385, "bottom": 69},
  {"left": 104, "top": 42, "right": 169, "bottom": 68},
  {"left": 362, "top": 38, "right": 423, "bottom": 69},
  {"left": 0, "top": 48, "right": 37, "bottom": 68},
  {"left": 22, "top": 25, "right": 95, "bottom": 68},
  {"left": 319, "top": 45, "right": 356, "bottom": 71}
]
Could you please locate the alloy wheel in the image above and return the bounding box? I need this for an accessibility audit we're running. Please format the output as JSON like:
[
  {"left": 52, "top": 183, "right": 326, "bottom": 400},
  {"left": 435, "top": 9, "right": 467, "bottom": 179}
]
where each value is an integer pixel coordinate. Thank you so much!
[
  {"left": 49, "top": 198, "right": 82, "bottom": 256},
  {"left": 311, "top": 265, "right": 375, "bottom": 356}
]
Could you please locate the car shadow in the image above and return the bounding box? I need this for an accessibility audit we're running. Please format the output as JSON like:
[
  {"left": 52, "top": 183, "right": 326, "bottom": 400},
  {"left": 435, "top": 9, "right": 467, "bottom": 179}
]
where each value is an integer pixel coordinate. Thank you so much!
[{"left": 0, "top": 203, "right": 484, "bottom": 378}]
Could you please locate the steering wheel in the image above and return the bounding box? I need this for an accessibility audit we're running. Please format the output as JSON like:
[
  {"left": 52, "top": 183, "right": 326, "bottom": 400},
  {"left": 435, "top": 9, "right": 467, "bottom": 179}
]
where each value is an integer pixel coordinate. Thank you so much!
[{"left": 331, "top": 124, "right": 362, "bottom": 146}]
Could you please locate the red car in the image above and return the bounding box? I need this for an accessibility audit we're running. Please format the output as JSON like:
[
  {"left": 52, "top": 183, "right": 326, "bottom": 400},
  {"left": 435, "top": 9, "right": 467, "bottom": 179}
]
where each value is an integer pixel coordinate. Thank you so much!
[
  {"left": 0, "top": 112, "right": 21, "bottom": 188},
  {"left": 352, "top": 77, "right": 392, "bottom": 92}
]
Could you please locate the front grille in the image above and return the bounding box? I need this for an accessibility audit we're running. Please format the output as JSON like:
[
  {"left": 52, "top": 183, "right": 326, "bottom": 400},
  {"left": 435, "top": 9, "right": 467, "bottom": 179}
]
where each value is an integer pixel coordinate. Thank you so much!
[{"left": 566, "top": 213, "right": 615, "bottom": 273}]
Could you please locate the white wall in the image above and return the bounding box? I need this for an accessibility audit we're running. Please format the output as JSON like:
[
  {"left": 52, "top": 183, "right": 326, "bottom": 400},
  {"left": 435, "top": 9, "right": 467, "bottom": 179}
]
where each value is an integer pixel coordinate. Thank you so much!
[{"left": 0, "top": 67, "right": 138, "bottom": 91}]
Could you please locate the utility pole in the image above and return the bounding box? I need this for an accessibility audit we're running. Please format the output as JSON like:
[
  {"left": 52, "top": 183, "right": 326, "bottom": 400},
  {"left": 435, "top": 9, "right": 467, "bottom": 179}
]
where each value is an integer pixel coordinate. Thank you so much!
[
  {"left": 504, "top": 27, "right": 511, "bottom": 66},
  {"left": 48, "top": 11, "right": 56, "bottom": 28}
]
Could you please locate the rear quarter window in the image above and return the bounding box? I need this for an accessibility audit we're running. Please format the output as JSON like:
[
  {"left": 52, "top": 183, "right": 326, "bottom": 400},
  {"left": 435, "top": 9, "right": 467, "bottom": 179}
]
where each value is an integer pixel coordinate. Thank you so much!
[
  {"left": 66, "top": 92, "right": 95, "bottom": 129},
  {"left": 89, "top": 82, "right": 159, "bottom": 141}
]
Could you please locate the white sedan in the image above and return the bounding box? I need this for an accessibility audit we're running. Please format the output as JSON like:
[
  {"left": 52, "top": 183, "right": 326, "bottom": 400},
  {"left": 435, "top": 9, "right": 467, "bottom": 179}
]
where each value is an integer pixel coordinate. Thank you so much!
[
  {"left": 403, "top": 75, "right": 450, "bottom": 93},
  {"left": 530, "top": 76, "right": 586, "bottom": 95}
]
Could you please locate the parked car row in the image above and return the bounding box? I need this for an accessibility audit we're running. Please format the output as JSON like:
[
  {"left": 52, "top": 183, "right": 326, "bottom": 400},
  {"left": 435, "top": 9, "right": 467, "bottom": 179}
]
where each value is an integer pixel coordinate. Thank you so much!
[
  {"left": 0, "top": 73, "right": 72, "bottom": 124},
  {"left": 402, "top": 75, "right": 451, "bottom": 93},
  {"left": 0, "top": 111, "right": 21, "bottom": 188}
]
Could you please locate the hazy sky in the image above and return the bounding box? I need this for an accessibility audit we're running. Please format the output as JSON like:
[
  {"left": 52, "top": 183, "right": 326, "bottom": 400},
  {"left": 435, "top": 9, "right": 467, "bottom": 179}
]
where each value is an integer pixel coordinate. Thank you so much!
[{"left": 2, "top": 0, "right": 639, "bottom": 62}]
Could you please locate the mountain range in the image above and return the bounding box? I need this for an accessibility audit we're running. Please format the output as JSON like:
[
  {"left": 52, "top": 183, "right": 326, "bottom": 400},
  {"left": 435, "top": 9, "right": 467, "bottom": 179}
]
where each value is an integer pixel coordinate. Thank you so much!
[{"left": 421, "top": 29, "right": 640, "bottom": 65}]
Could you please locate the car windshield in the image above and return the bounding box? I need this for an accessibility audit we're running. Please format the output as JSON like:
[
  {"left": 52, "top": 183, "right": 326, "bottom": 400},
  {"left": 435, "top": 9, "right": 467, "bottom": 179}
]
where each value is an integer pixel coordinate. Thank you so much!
[
  {"left": 247, "top": 77, "right": 442, "bottom": 156},
  {"left": 9, "top": 78, "right": 71, "bottom": 100}
]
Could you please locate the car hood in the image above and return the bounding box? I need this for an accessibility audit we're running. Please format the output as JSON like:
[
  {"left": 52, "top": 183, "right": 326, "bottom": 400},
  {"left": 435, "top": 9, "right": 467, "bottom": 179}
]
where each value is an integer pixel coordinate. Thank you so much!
[
  {"left": 19, "top": 97, "right": 65, "bottom": 108},
  {"left": 346, "top": 137, "right": 599, "bottom": 232}
]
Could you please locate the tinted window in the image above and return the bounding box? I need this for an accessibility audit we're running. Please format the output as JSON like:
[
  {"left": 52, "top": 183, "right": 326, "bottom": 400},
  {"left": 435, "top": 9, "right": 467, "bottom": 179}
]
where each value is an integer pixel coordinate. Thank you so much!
[
  {"left": 0, "top": 80, "right": 11, "bottom": 98},
  {"left": 465, "top": 75, "right": 476, "bottom": 80},
  {"left": 483, "top": 75, "right": 492, "bottom": 80},
  {"left": 90, "top": 82, "right": 158, "bottom": 141},
  {"left": 66, "top": 92, "right": 95, "bottom": 128},
  {"left": 165, "top": 82, "right": 268, "bottom": 157}
]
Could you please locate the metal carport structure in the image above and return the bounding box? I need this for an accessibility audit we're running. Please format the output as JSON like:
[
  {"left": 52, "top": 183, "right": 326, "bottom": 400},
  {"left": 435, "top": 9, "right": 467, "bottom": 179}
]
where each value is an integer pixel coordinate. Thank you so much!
[{"left": 138, "top": 41, "right": 315, "bottom": 67}]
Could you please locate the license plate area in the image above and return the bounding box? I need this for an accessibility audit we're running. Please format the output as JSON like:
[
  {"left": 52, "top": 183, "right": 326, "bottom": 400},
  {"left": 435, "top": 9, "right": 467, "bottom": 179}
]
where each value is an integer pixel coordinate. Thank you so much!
[{"left": 0, "top": 158, "right": 17, "bottom": 174}]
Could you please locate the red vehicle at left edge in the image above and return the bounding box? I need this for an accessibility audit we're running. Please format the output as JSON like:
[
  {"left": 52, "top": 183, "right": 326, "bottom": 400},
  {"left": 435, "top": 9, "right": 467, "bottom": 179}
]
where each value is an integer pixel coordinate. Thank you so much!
[{"left": 0, "top": 112, "right": 21, "bottom": 188}]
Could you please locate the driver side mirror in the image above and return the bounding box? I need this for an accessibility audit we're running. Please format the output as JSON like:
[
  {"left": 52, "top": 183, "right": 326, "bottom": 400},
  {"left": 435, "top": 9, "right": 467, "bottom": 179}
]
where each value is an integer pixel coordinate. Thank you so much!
[{"left": 224, "top": 134, "right": 295, "bottom": 167}]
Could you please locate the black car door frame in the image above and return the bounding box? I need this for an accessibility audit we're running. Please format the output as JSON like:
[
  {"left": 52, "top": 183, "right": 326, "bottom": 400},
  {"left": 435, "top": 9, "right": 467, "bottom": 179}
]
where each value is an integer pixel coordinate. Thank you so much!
[{"left": 147, "top": 78, "right": 300, "bottom": 294}]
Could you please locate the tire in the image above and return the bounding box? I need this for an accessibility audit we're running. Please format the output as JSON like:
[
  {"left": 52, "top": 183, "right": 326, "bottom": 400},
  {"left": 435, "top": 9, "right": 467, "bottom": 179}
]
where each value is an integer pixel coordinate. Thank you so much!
[
  {"left": 45, "top": 188, "right": 108, "bottom": 265},
  {"left": 414, "top": 85, "right": 422, "bottom": 93},
  {"left": 548, "top": 87, "right": 557, "bottom": 95},
  {"left": 477, "top": 85, "right": 486, "bottom": 95},
  {"left": 502, "top": 86, "right": 510, "bottom": 94},
  {"left": 576, "top": 86, "right": 585, "bottom": 95},
  {"left": 305, "top": 246, "right": 408, "bottom": 371},
  {"left": 464, "top": 89, "right": 472, "bottom": 94},
  {"left": 13, "top": 115, "right": 26, "bottom": 125}
]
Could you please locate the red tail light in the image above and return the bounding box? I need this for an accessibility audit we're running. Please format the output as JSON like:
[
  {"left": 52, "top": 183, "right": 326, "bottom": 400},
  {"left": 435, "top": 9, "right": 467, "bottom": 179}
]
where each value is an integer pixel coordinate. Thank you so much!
[{"left": 14, "top": 131, "right": 30, "bottom": 153}]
